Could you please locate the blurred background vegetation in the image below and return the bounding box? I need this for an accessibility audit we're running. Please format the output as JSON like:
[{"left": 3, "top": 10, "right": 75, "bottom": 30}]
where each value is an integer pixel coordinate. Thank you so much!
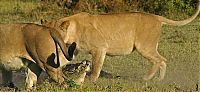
[
  {"left": 42, "top": 0, "right": 197, "bottom": 18},
  {"left": 0, "top": 0, "right": 198, "bottom": 23}
]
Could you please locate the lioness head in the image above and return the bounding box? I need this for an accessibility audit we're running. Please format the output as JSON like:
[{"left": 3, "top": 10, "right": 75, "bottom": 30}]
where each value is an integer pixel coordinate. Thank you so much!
[
  {"left": 41, "top": 19, "right": 72, "bottom": 44},
  {"left": 62, "top": 60, "right": 90, "bottom": 85}
]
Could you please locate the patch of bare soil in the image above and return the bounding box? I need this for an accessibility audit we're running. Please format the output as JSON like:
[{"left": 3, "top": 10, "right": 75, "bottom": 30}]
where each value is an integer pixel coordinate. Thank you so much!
[{"left": 0, "top": 70, "right": 48, "bottom": 90}]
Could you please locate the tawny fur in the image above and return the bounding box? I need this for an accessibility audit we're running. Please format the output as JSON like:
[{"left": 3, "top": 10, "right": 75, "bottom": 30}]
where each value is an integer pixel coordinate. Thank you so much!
[
  {"left": 43, "top": 0, "right": 200, "bottom": 82},
  {"left": 0, "top": 23, "right": 75, "bottom": 88}
]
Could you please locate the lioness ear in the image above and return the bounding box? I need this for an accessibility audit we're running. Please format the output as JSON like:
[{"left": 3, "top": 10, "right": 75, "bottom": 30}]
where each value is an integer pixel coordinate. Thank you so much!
[{"left": 60, "top": 21, "right": 70, "bottom": 30}]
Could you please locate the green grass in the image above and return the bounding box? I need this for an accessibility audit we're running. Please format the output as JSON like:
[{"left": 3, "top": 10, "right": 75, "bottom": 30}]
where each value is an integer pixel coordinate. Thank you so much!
[{"left": 0, "top": 0, "right": 199, "bottom": 92}]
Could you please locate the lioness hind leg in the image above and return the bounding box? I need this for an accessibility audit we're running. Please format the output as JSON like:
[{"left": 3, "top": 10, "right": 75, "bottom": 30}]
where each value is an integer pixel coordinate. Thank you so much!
[
  {"left": 137, "top": 47, "right": 167, "bottom": 80},
  {"left": 2, "top": 70, "right": 14, "bottom": 88},
  {"left": 25, "top": 62, "right": 42, "bottom": 88},
  {"left": 143, "top": 58, "right": 166, "bottom": 80},
  {"left": 158, "top": 61, "right": 166, "bottom": 80}
]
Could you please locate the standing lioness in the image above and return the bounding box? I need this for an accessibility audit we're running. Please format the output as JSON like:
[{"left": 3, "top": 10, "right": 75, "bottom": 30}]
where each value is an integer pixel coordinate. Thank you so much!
[
  {"left": 43, "top": 0, "right": 200, "bottom": 82},
  {"left": 0, "top": 23, "right": 76, "bottom": 88}
]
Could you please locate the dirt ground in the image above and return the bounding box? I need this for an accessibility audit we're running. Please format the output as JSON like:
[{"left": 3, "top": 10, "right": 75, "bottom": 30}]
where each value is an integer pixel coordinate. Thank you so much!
[{"left": 0, "top": 70, "right": 48, "bottom": 89}]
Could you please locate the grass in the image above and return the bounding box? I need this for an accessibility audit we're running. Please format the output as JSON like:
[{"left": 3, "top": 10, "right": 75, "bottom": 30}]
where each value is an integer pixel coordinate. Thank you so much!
[{"left": 0, "top": 0, "right": 199, "bottom": 91}]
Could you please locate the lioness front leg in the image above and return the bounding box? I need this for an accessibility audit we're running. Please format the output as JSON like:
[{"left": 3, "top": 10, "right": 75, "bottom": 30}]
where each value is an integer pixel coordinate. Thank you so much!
[
  {"left": 90, "top": 49, "right": 106, "bottom": 82},
  {"left": 25, "top": 62, "right": 42, "bottom": 88}
]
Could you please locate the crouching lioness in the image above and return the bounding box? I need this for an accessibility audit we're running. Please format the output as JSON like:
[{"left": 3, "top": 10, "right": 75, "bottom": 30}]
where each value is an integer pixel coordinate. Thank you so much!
[
  {"left": 43, "top": 0, "right": 200, "bottom": 82},
  {"left": 0, "top": 23, "right": 76, "bottom": 88}
]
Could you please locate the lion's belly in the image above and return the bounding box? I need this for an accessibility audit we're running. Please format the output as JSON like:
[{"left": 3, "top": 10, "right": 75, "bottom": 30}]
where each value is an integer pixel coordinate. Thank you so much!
[
  {"left": 0, "top": 57, "right": 28, "bottom": 71},
  {"left": 106, "top": 46, "right": 133, "bottom": 56},
  {"left": 106, "top": 39, "right": 134, "bottom": 56},
  {"left": 106, "top": 34, "right": 134, "bottom": 56},
  {"left": 100, "top": 27, "right": 135, "bottom": 56}
]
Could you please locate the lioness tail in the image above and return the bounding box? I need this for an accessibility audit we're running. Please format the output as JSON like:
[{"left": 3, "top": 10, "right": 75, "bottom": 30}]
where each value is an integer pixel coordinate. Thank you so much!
[{"left": 158, "top": 0, "right": 200, "bottom": 26}]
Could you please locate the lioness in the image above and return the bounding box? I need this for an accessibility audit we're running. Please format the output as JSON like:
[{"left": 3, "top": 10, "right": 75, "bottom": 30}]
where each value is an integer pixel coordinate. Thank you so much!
[
  {"left": 43, "top": 0, "right": 200, "bottom": 82},
  {"left": 0, "top": 23, "right": 76, "bottom": 88}
]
